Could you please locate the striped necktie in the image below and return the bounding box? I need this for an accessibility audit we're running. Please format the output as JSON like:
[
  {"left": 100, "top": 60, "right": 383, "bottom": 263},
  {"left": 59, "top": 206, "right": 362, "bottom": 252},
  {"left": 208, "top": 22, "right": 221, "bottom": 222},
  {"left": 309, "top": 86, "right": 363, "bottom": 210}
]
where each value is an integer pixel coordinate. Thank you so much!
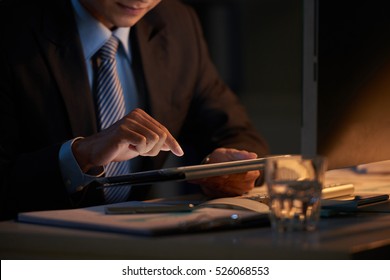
[{"left": 95, "top": 36, "right": 130, "bottom": 203}]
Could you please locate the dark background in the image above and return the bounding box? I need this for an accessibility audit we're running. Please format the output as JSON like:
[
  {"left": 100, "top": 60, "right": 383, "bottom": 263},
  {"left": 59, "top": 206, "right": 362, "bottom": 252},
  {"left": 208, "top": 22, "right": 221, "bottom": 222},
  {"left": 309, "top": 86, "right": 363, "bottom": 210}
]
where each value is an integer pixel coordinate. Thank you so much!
[{"left": 183, "top": 0, "right": 303, "bottom": 155}]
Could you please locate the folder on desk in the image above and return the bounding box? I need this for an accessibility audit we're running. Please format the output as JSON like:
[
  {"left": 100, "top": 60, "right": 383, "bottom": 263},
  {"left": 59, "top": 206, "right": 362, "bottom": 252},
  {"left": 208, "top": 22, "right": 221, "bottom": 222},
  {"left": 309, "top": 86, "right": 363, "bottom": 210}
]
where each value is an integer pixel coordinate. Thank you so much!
[{"left": 17, "top": 200, "right": 270, "bottom": 236}]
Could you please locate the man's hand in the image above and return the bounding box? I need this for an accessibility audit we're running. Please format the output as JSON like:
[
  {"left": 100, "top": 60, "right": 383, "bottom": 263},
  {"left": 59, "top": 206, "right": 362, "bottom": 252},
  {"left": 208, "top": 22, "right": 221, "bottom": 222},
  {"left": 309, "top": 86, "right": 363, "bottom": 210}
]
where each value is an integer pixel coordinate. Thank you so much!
[
  {"left": 72, "top": 108, "right": 184, "bottom": 173},
  {"left": 192, "top": 148, "right": 261, "bottom": 197}
]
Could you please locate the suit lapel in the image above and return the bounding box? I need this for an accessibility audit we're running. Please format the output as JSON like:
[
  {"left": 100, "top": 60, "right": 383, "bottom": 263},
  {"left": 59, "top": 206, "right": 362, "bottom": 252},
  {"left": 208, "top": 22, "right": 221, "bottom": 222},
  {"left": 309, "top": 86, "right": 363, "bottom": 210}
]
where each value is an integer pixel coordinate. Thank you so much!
[
  {"left": 133, "top": 15, "right": 177, "bottom": 133},
  {"left": 37, "top": 0, "right": 97, "bottom": 137}
]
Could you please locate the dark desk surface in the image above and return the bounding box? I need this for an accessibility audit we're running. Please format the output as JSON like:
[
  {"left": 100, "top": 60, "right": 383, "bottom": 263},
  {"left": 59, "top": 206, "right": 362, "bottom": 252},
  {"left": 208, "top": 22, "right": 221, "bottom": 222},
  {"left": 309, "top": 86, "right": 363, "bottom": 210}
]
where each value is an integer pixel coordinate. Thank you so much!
[
  {"left": 2, "top": 167, "right": 390, "bottom": 260},
  {"left": 1, "top": 210, "right": 389, "bottom": 260}
]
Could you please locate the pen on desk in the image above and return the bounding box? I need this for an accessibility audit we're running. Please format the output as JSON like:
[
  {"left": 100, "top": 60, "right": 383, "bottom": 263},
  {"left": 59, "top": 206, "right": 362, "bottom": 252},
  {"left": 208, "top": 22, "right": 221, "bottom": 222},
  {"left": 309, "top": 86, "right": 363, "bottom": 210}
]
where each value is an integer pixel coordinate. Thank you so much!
[{"left": 105, "top": 204, "right": 195, "bottom": 214}]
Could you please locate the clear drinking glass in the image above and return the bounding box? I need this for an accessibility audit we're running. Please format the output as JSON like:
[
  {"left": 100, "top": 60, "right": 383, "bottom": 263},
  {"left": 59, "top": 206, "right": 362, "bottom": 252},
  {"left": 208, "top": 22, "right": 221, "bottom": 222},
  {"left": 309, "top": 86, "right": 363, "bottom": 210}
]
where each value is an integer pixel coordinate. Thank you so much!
[{"left": 265, "top": 155, "right": 327, "bottom": 232}]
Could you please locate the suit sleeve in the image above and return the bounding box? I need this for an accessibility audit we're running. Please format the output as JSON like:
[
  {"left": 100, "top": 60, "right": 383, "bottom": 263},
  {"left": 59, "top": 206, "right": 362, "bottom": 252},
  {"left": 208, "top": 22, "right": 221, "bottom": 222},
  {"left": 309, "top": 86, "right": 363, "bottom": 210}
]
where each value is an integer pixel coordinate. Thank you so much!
[{"left": 0, "top": 3, "right": 78, "bottom": 220}]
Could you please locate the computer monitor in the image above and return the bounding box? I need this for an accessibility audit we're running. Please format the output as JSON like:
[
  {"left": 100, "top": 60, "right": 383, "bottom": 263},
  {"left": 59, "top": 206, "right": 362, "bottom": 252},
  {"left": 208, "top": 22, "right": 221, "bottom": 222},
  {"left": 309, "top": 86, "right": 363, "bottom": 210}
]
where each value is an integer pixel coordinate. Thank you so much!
[{"left": 301, "top": 0, "right": 390, "bottom": 169}]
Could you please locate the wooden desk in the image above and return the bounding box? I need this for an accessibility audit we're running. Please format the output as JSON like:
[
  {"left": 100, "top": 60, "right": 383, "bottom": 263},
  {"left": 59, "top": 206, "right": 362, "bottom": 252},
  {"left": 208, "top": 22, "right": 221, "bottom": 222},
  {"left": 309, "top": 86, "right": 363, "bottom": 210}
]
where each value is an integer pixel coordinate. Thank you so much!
[
  {"left": 1, "top": 167, "right": 390, "bottom": 260},
  {"left": 1, "top": 210, "right": 389, "bottom": 260}
]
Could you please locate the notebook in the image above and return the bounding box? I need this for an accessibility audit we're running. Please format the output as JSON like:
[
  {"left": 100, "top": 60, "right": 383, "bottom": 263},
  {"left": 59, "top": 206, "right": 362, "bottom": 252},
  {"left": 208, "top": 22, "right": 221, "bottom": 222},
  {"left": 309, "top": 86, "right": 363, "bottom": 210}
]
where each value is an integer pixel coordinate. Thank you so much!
[
  {"left": 17, "top": 199, "right": 270, "bottom": 236},
  {"left": 17, "top": 183, "right": 371, "bottom": 236}
]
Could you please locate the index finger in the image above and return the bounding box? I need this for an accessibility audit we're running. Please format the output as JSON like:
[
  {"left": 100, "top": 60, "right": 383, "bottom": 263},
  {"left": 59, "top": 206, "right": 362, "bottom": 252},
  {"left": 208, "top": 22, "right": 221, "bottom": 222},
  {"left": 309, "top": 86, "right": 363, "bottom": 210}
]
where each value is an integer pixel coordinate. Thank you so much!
[
  {"left": 161, "top": 138, "right": 184, "bottom": 156},
  {"left": 131, "top": 109, "right": 184, "bottom": 156}
]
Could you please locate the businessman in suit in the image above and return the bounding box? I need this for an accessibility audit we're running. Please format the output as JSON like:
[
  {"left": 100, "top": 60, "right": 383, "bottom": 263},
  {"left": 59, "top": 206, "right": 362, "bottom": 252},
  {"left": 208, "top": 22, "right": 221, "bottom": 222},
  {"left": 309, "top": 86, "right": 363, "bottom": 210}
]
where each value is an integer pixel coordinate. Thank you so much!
[{"left": 0, "top": 0, "right": 269, "bottom": 220}]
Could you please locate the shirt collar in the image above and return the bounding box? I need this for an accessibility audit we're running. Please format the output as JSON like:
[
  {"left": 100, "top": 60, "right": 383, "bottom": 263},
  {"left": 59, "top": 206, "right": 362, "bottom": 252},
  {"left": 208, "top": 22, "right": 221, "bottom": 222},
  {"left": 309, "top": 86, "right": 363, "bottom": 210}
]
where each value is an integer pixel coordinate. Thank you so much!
[{"left": 71, "top": 0, "right": 131, "bottom": 61}]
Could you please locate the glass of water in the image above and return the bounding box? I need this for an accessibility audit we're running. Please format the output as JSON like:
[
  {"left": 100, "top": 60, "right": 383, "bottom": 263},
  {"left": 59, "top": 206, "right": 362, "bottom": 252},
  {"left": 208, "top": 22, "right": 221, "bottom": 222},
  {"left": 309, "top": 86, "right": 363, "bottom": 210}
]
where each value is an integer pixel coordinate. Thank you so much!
[{"left": 265, "top": 155, "right": 327, "bottom": 232}]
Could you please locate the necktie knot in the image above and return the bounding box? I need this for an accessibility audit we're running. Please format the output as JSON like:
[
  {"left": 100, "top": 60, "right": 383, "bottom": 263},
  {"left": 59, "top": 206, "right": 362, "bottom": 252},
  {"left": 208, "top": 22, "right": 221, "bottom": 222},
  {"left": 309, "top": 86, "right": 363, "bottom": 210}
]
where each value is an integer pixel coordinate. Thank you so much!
[{"left": 98, "top": 36, "right": 119, "bottom": 61}]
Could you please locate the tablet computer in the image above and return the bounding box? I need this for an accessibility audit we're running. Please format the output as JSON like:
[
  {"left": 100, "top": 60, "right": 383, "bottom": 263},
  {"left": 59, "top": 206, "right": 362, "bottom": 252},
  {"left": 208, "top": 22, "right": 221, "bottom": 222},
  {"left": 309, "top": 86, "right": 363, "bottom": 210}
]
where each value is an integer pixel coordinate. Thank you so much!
[{"left": 89, "top": 155, "right": 292, "bottom": 189}]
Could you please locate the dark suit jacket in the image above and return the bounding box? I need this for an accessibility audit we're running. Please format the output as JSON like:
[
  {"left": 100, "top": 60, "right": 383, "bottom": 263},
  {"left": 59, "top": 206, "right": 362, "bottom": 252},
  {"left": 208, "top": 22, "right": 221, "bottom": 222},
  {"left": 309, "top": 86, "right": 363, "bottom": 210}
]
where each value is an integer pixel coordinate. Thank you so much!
[{"left": 0, "top": 0, "right": 269, "bottom": 219}]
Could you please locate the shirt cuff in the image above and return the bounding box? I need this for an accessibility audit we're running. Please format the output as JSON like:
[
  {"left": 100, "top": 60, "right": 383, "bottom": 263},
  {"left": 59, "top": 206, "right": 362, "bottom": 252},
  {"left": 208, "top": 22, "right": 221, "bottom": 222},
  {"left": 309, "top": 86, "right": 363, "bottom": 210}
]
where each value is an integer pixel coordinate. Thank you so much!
[{"left": 59, "top": 137, "right": 105, "bottom": 194}]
